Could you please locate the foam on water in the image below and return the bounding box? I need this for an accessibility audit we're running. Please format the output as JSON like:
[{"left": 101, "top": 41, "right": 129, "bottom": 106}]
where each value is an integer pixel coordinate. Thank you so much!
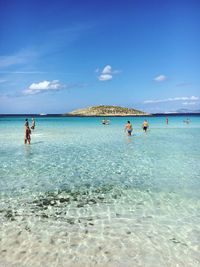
[{"left": 0, "top": 116, "right": 200, "bottom": 267}]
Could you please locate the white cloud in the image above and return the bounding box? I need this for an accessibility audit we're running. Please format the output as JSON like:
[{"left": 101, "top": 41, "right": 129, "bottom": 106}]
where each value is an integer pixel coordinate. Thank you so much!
[
  {"left": 190, "top": 96, "right": 198, "bottom": 101},
  {"left": 98, "top": 74, "right": 112, "bottom": 81},
  {"left": 24, "top": 80, "right": 64, "bottom": 95},
  {"left": 144, "top": 96, "right": 199, "bottom": 104},
  {"left": 23, "top": 80, "right": 86, "bottom": 96},
  {"left": 98, "top": 65, "right": 119, "bottom": 81},
  {"left": 154, "top": 75, "right": 167, "bottom": 82},
  {"left": 182, "top": 102, "right": 197, "bottom": 105},
  {"left": 102, "top": 65, "right": 112, "bottom": 74}
]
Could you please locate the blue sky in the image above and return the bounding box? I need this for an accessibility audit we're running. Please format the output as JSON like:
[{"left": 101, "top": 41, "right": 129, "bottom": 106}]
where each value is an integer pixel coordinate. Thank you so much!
[{"left": 0, "top": 0, "right": 199, "bottom": 113}]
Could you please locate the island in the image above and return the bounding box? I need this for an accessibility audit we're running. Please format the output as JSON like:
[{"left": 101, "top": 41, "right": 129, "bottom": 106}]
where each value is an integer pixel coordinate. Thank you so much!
[{"left": 63, "top": 105, "right": 149, "bottom": 116}]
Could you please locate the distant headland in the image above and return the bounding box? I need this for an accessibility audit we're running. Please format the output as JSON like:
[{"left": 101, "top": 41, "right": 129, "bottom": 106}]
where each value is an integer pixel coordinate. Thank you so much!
[
  {"left": 1, "top": 107, "right": 199, "bottom": 117},
  {"left": 63, "top": 105, "right": 149, "bottom": 116}
]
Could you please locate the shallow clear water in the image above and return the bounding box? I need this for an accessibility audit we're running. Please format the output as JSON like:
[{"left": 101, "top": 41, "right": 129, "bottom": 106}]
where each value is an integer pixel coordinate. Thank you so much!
[{"left": 0, "top": 116, "right": 200, "bottom": 267}]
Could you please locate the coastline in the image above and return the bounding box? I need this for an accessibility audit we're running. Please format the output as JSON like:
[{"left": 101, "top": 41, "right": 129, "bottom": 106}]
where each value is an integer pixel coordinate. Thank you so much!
[{"left": 0, "top": 113, "right": 200, "bottom": 117}]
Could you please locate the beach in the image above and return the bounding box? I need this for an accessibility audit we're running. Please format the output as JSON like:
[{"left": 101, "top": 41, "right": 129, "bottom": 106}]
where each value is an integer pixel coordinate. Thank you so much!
[{"left": 0, "top": 116, "right": 200, "bottom": 267}]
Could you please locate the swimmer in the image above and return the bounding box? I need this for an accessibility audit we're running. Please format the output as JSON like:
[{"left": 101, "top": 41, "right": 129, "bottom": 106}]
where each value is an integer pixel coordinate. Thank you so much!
[
  {"left": 24, "top": 125, "right": 31, "bottom": 144},
  {"left": 102, "top": 119, "right": 110, "bottom": 125},
  {"left": 183, "top": 118, "right": 190, "bottom": 124},
  {"left": 25, "top": 118, "right": 29, "bottom": 127},
  {"left": 142, "top": 120, "right": 149, "bottom": 132},
  {"left": 125, "top": 120, "right": 133, "bottom": 136},
  {"left": 31, "top": 118, "right": 36, "bottom": 130}
]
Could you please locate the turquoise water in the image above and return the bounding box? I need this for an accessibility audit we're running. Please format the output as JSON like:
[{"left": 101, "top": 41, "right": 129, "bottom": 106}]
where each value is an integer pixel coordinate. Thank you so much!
[{"left": 0, "top": 116, "right": 200, "bottom": 267}]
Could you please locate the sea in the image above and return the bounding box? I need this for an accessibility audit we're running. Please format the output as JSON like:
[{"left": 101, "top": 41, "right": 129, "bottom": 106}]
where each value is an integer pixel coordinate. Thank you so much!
[{"left": 0, "top": 115, "right": 200, "bottom": 267}]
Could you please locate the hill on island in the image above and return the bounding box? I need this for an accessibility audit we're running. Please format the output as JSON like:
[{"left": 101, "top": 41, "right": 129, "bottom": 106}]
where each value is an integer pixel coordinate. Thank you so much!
[{"left": 64, "top": 105, "right": 148, "bottom": 116}]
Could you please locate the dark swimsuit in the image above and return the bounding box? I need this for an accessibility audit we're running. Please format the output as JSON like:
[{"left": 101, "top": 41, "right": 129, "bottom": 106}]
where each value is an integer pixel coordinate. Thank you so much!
[{"left": 25, "top": 128, "right": 31, "bottom": 140}]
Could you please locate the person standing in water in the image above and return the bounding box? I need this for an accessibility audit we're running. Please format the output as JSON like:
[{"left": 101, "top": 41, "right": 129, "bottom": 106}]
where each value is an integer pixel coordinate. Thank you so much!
[
  {"left": 184, "top": 118, "right": 190, "bottom": 124},
  {"left": 142, "top": 120, "right": 149, "bottom": 133},
  {"left": 166, "top": 117, "right": 168, "bottom": 125},
  {"left": 24, "top": 125, "right": 31, "bottom": 144},
  {"left": 25, "top": 118, "right": 29, "bottom": 127},
  {"left": 125, "top": 120, "right": 133, "bottom": 136},
  {"left": 31, "top": 118, "right": 35, "bottom": 130}
]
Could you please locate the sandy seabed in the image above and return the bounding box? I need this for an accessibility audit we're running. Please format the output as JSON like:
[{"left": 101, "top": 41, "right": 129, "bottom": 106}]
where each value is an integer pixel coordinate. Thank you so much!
[{"left": 1, "top": 188, "right": 200, "bottom": 267}]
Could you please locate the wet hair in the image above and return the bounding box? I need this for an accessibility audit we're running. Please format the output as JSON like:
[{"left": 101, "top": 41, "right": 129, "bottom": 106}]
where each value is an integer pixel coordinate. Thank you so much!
[
  {"left": 127, "top": 121, "right": 130, "bottom": 123},
  {"left": 25, "top": 118, "right": 28, "bottom": 121}
]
